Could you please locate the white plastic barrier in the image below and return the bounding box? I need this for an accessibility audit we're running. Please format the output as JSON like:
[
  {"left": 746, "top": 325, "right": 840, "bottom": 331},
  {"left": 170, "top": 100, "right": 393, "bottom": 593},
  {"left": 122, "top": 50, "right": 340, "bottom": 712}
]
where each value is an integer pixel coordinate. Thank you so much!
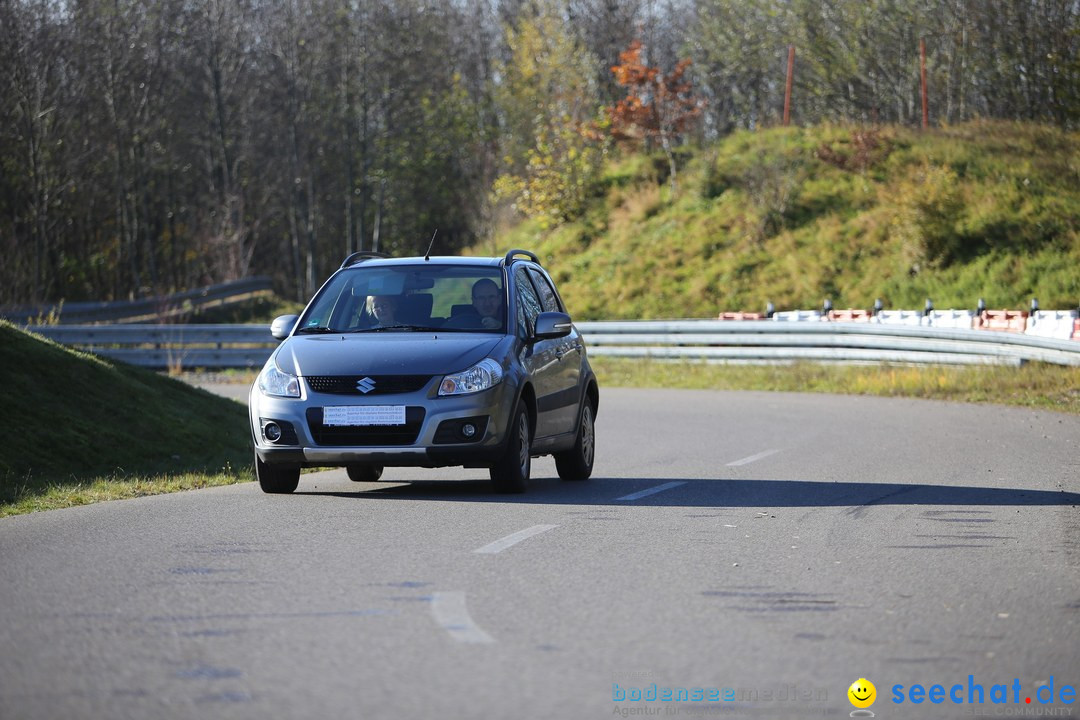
[
  {"left": 1026, "top": 310, "right": 1079, "bottom": 340},
  {"left": 772, "top": 310, "right": 824, "bottom": 322},
  {"left": 875, "top": 310, "right": 928, "bottom": 326},
  {"left": 927, "top": 310, "right": 975, "bottom": 329}
]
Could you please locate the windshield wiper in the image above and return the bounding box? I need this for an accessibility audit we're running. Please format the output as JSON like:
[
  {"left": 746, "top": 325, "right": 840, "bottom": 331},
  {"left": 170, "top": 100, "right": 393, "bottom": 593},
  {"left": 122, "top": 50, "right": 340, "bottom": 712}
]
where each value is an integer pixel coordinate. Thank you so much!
[
  {"left": 296, "top": 325, "right": 337, "bottom": 334},
  {"left": 359, "top": 324, "right": 445, "bottom": 333}
]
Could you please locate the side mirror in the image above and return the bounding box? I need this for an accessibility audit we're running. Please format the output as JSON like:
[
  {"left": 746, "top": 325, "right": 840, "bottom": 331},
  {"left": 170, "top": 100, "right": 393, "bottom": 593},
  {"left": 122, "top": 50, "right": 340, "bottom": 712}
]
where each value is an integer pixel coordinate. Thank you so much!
[
  {"left": 270, "top": 314, "right": 299, "bottom": 340},
  {"left": 533, "top": 311, "right": 573, "bottom": 340}
]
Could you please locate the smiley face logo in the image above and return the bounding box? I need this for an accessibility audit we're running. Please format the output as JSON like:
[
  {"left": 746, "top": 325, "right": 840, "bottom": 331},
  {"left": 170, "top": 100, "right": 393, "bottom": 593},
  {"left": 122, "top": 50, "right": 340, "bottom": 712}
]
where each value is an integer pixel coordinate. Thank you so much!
[{"left": 848, "top": 678, "right": 876, "bottom": 709}]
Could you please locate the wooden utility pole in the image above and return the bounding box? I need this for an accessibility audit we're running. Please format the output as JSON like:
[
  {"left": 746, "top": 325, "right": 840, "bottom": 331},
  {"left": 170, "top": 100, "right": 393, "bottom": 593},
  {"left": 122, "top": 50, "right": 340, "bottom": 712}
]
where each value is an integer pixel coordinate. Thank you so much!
[
  {"left": 920, "top": 39, "right": 929, "bottom": 129},
  {"left": 783, "top": 45, "right": 795, "bottom": 126}
]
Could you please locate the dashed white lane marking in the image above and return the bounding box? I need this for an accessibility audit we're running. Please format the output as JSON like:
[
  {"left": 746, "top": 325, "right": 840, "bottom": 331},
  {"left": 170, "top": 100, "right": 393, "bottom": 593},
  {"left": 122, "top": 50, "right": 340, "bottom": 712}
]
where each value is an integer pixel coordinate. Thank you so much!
[
  {"left": 725, "top": 448, "right": 781, "bottom": 467},
  {"left": 473, "top": 524, "right": 559, "bottom": 554},
  {"left": 431, "top": 591, "right": 494, "bottom": 644},
  {"left": 616, "top": 481, "right": 687, "bottom": 502}
]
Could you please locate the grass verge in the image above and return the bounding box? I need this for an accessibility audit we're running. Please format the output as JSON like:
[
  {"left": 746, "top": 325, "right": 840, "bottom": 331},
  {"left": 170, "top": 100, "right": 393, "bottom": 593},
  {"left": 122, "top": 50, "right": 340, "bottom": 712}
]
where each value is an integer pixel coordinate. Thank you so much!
[
  {"left": 590, "top": 357, "right": 1080, "bottom": 414},
  {"left": 1, "top": 321, "right": 254, "bottom": 518}
]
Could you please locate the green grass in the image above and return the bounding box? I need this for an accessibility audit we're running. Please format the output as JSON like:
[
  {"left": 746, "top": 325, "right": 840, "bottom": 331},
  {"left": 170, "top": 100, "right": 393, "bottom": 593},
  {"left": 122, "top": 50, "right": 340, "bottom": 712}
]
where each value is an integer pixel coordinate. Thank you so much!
[
  {"left": 492, "top": 120, "right": 1080, "bottom": 320},
  {"left": 591, "top": 357, "right": 1080, "bottom": 414},
  {"left": 0, "top": 320, "right": 254, "bottom": 517}
]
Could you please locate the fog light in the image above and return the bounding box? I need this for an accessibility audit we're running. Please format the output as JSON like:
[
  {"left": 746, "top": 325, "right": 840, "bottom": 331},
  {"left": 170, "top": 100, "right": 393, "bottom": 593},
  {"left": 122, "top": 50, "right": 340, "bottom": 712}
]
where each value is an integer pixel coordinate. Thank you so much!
[
  {"left": 461, "top": 423, "right": 477, "bottom": 438},
  {"left": 264, "top": 422, "right": 282, "bottom": 443}
]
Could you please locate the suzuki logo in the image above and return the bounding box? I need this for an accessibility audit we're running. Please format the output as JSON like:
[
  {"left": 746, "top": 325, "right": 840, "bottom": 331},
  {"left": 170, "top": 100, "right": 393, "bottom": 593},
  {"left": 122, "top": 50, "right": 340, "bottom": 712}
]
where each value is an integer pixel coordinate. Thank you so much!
[{"left": 356, "top": 377, "right": 377, "bottom": 394}]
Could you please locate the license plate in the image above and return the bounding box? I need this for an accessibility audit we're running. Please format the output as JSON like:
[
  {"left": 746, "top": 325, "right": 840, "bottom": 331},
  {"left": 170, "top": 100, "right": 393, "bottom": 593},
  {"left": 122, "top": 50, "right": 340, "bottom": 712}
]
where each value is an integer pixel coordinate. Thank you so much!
[{"left": 323, "top": 405, "right": 406, "bottom": 426}]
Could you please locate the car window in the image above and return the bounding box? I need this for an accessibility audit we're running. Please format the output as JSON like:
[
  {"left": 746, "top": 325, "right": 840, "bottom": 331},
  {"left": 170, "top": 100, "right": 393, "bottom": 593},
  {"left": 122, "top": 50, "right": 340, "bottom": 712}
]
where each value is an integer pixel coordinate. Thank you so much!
[
  {"left": 526, "top": 267, "right": 562, "bottom": 313},
  {"left": 514, "top": 266, "right": 542, "bottom": 339}
]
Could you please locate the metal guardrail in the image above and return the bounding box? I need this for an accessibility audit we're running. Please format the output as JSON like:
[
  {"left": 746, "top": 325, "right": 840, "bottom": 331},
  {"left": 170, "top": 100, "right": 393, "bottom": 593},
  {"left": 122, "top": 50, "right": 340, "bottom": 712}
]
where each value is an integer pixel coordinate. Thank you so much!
[
  {"left": 576, "top": 321, "right": 1080, "bottom": 367},
  {"left": 1, "top": 277, "right": 273, "bottom": 325},
  {"left": 28, "top": 324, "right": 278, "bottom": 369},
  {"left": 24, "top": 319, "right": 1080, "bottom": 369}
]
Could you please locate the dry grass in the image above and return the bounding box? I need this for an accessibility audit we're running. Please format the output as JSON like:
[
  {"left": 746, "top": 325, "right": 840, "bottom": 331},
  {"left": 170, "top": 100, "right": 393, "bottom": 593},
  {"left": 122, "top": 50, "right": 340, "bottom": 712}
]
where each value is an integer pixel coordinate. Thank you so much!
[{"left": 591, "top": 358, "right": 1080, "bottom": 414}]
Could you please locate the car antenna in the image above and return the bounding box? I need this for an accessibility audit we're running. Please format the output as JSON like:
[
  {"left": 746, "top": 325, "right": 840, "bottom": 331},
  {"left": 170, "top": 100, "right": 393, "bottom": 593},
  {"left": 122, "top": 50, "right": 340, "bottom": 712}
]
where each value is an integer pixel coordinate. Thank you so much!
[{"left": 424, "top": 228, "right": 438, "bottom": 261}]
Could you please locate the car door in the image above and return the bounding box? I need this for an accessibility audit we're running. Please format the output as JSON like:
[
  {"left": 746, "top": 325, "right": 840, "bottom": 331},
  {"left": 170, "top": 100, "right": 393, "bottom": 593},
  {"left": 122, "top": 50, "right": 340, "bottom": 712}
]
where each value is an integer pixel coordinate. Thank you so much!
[
  {"left": 513, "top": 266, "right": 563, "bottom": 440},
  {"left": 526, "top": 266, "right": 582, "bottom": 433}
]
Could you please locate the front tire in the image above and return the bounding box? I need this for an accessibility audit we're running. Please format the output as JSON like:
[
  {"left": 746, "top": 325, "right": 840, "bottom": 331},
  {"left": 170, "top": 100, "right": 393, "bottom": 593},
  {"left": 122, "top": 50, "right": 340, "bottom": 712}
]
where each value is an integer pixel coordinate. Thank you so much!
[
  {"left": 346, "top": 464, "right": 384, "bottom": 483},
  {"left": 255, "top": 453, "right": 300, "bottom": 494},
  {"left": 490, "top": 405, "right": 531, "bottom": 493},
  {"left": 555, "top": 397, "right": 595, "bottom": 481}
]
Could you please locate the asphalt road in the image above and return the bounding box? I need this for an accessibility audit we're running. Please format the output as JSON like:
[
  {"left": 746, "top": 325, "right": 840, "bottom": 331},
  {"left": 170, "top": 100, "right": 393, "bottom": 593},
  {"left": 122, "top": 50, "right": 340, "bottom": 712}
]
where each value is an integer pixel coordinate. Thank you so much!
[{"left": 1, "top": 387, "right": 1078, "bottom": 720}]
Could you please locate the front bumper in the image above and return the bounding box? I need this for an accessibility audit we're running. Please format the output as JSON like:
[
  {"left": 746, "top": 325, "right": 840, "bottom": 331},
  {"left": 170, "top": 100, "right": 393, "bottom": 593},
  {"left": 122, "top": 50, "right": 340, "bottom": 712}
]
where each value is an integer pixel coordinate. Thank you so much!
[
  {"left": 250, "top": 376, "right": 516, "bottom": 469},
  {"left": 254, "top": 445, "right": 506, "bottom": 468}
]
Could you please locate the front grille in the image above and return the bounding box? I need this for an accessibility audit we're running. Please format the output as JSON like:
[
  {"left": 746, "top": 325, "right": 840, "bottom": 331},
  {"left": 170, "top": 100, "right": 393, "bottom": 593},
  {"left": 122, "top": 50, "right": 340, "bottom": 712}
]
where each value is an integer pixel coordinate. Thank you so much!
[
  {"left": 305, "top": 375, "right": 432, "bottom": 396},
  {"left": 307, "top": 407, "right": 425, "bottom": 446}
]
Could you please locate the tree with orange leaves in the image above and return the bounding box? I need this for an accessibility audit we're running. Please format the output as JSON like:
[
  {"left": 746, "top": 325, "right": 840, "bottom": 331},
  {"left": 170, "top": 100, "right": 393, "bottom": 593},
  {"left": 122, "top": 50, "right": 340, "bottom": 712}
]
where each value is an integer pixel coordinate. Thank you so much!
[{"left": 609, "top": 40, "right": 702, "bottom": 193}]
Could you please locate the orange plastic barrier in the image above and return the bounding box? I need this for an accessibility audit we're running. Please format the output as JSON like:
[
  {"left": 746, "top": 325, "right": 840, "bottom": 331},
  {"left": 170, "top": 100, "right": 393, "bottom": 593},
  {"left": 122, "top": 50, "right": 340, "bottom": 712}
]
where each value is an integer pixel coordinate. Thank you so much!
[
  {"left": 826, "top": 309, "right": 873, "bottom": 322},
  {"left": 976, "top": 310, "right": 1029, "bottom": 333},
  {"left": 717, "top": 311, "right": 764, "bottom": 320}
]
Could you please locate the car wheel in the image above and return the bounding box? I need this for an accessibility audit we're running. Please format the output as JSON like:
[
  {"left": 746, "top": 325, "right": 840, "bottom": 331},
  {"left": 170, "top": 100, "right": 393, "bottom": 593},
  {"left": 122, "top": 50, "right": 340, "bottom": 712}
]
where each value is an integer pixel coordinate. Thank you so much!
[
  {"left": 346, "top": 464, "right": 384, "bottom": 482},
  {"left": 255, "top": 453, "right": 300, "bottom": 494},
  {"left": 555, "top": 397, "right": 595, "bottom": 481},
  {"left": 490, "top": 404, "right": 530, "bottom": 493}
]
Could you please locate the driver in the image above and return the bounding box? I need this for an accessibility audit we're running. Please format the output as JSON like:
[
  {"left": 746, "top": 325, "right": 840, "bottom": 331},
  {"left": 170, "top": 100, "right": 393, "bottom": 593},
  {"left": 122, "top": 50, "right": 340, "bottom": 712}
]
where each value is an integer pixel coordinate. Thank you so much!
[{"left": 470, "top": 278, "right": 503, "bottom": 329}]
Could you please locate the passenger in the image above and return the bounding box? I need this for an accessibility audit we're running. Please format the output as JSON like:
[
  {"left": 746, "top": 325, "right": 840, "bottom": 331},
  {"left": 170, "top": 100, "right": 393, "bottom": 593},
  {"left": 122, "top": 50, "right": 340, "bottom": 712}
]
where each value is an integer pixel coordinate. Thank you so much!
[{"left": 365, "top": 295, "right": 399, "bottom": 326}]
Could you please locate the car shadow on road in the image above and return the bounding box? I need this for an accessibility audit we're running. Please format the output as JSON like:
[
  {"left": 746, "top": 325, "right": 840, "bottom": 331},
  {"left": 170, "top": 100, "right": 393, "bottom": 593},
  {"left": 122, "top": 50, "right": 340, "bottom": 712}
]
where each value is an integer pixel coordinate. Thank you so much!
[{"left": 293, "top": 476, "right": 1080, "bottom": 507}]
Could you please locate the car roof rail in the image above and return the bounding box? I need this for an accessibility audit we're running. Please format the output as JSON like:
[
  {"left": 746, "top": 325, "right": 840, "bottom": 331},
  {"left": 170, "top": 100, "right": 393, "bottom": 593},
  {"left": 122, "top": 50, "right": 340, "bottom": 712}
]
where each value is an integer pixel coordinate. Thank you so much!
[
  {"left": 502, "top": 249, "right": 540, "bottom": 266},
  {"left": 340, "top": 251, "right": 389, "bottom": 269}
]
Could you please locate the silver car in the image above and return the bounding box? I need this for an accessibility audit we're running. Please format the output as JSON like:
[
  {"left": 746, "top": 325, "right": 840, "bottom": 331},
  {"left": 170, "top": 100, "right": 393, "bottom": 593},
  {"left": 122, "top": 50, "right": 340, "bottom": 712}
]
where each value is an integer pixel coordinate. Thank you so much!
[{"left": 249, "top": 250, "right": 598, "bottom": 493}]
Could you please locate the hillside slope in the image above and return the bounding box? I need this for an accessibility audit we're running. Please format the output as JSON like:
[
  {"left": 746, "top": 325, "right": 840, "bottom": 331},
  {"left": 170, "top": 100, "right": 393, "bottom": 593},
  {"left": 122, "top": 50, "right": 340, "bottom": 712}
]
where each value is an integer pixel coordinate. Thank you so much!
[
  {"left": 492, "top": 121, "right": 1079, "bottom": 320},
  {"left": 1, "top": 321, "right": 252, "bottom": 503}
]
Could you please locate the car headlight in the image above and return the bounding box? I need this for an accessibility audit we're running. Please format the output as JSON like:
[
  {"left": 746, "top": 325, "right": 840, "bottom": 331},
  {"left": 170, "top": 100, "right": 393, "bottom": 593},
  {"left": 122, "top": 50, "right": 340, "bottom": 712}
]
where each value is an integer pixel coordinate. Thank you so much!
[
  {"left": 439, "top": 359, "right": 504, "bottom": 396},
  {"left": 258, "top": 361, "right": 300, "bottom": 398}
]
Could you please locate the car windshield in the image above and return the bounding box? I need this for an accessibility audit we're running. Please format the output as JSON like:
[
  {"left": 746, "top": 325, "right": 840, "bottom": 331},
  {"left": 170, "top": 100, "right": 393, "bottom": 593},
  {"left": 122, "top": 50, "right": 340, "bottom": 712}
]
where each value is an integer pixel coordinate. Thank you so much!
[{"left": 296, "top": 264, "right": 507, "bottom": 334}]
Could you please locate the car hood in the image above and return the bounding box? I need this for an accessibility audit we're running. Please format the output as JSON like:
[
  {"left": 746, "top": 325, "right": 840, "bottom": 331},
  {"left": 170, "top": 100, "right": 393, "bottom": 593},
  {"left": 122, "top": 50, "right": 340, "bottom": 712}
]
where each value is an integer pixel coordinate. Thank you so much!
[{"left": 274, "top": 333, "right": 503, "bottom": 376}]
